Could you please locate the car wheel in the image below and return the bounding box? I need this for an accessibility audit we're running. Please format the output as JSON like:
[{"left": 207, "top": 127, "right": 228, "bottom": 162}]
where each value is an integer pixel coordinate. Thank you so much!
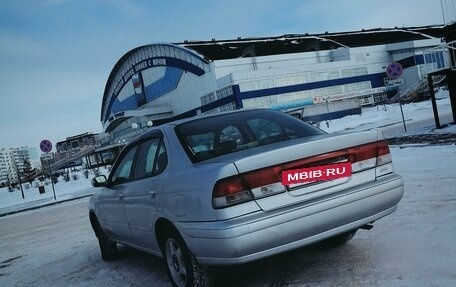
[
  {"left": 93, "top": 217, "right": 118, "bottom": 261},
  {"left": 325, "top": 229, "right": 357, "bottom": 246},
  {"left": 163, "top": 229, "right": 213, "bottom": 287}
]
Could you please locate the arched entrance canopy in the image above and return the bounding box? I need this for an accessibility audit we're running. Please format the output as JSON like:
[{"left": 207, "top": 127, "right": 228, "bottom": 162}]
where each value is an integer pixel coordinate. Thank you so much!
[{"left": 101, "top": 43, "right": 210, "bottom": 126}]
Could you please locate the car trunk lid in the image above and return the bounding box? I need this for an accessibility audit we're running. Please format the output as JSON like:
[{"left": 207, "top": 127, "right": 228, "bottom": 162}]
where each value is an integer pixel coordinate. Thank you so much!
[{"left": 211, "top": 130, "right": 392, "bottom": 211}]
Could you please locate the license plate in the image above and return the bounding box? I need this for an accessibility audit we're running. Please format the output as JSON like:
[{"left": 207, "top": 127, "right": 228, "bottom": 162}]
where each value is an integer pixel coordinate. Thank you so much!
[{"left": 282, "top": 162, "right": 352, "bottom": 187}]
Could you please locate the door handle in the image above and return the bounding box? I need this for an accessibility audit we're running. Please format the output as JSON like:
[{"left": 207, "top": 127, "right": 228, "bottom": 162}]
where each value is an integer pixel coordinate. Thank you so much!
[{"left": 149, "top": 191, "right": 158, "bottom": 198}]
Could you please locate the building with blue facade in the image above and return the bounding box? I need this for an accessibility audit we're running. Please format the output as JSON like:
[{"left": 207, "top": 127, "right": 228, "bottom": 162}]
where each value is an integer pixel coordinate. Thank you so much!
[{"left": 99, "top": 25, "right": 453, "bottom": 146}]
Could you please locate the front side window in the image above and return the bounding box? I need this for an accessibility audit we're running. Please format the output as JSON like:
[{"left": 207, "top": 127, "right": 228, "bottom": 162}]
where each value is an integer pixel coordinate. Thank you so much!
[
  {"left": 110, "top": 146, "right": 138, "bottom": 185},
  {"left": 176, "top": 110, "right": 325, "bottom": 162}
]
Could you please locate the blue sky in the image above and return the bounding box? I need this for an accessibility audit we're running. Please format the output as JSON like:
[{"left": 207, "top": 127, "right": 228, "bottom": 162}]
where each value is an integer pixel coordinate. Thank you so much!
[{"left": 0, "top": 0, "right": 446, "bottom": 150}]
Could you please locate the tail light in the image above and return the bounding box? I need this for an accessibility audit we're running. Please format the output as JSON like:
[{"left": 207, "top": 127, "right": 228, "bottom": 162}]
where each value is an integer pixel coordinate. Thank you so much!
[
  {"left": 212, "top": 140, "right": 394, "bottom": 208},
  {"left": 212, "top": 176, "right": 252, "bottom": 208},
  {"left": 212, "top": 168, "right": 284, "bottom": 208},
  {"left": 373, "top": 140, "right": 394, "bottom": 177},
  {"left": 348, "top": 140, "right": 392, "bottom": 174}
]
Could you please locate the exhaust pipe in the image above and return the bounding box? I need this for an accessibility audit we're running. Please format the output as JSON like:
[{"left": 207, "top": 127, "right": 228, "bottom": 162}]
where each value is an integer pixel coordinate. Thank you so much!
[{"left": 359, "top": 224, "right": 374, "bottom": 230}]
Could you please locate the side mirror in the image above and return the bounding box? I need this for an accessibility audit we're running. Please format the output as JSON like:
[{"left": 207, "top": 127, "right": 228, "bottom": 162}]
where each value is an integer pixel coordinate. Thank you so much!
[{"left": 92, "top": 175, "right": 108, "bottom": 187}]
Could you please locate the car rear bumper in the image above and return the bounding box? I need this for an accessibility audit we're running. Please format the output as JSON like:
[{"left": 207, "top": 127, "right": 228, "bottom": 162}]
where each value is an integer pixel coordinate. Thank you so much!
[{"left": 179, "top": 173, "right": 404, "bottom": 265}]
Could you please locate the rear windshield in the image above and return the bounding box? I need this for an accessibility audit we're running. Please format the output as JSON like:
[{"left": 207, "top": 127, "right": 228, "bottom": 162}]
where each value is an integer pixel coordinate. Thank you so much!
[{"left": 175, "top": 109, "right": 325, "bottom": 162}]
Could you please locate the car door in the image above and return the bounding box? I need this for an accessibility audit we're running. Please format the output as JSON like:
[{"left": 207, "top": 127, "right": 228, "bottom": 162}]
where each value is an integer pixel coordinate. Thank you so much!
[
  {"left": 99, "top": 145, "right": 138, "bottom": 242},
  {"left": 123, "top": 135, "right": 167, "bottom": 251}
]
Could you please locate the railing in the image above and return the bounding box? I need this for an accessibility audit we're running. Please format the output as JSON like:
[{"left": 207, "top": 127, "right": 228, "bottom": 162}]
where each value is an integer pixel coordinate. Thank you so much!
[
  {"left": 390, "top": 74, "right": 446, "bottom": 103},
  {"left": 50, "top": 147, "right": 95, "bottom": 171},
  {"left": 390, "top": 40, "right": 455, "bottom": 102},
  {"left": 390, "top": 78, "right": 427, "bottom": 103}
]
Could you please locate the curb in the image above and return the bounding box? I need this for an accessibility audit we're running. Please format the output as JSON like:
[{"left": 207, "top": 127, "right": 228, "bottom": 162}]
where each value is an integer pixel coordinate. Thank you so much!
[
  {"left": 386, "top": 133, "right": 456, "bottom": 145},
  {"left": 0, "top": 194, "right": 93, "bottom": 218}
]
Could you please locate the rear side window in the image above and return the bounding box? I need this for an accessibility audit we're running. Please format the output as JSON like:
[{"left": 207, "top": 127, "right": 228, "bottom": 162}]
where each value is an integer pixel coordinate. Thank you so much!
[{"left": 175, "top": 110, "right": 324, "bottom": 162}]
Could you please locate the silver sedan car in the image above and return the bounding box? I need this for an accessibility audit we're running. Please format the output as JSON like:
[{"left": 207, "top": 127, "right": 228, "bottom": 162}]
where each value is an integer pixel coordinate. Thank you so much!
[{"left": 89, "top": 109, "right": 404, "bottom": 287}]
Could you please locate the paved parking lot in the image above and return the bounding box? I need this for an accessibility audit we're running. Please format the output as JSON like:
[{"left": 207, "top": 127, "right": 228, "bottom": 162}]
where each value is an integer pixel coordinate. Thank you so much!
[{"left": 1, "top": 146, "right": 455, "bottom": 287}]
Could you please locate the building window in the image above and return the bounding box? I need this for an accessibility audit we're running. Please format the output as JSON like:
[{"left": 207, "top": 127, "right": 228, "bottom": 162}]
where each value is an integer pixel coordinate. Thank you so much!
[
  {"left": 201, "top": 86, "right": 233, "bottom": 106},
  {"left": 200, "top": 92, "right": 216, "bottom": 105},
  {"left": 215, "top": 86, "right": 233, "bottom": 100},
  {"left": 274, "top": 74, "right": 308, "bottom": 87},
  {"left": 242, "top": 95, "right": 278, "bottom": 109},
  {"left": 343, "top": 81, "right": 371, "bottom": 93},
  {"left": 373, "top": 92, "right": 387, "bottom": 103},
  {"left": 312, "top": 85, "right": 344, "bottom": 98},
  {"left": 276, "top": 90, "right": 311, "bottom": 103},
  {"left": 341, "top": 67, "right": 368, "bottom": 78},
  {"left": 309, "top": 70, "right": 340, "bottom": 82},
  {"left": 202, "top": 102, "right": 236, "bottom": 115},
  {"left": 239, "top": 79, "right": 274, "bottom": 92}
]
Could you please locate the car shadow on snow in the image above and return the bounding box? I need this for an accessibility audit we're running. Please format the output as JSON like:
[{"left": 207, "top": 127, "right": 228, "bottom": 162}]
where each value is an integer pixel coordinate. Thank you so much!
[
  {"left": 211, "top": 242, "right": 327, "bottom": 286},
  {"left": 211, "top": 239, "right": 373, "bottom": 287},
  {"left": 108, "top": 245, "right": 170, "bottom": 285},
  {"left": 108, "top": 238, "right": 371, "bottom": 287}
]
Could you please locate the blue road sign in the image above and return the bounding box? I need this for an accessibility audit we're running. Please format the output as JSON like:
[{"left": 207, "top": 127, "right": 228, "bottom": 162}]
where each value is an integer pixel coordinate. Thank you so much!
[
  {"left": 386, "top": 62, "right": 403, "bottom": 79},
  {"left": 40, "top": 139, "right": 53, "bottom": 153}
]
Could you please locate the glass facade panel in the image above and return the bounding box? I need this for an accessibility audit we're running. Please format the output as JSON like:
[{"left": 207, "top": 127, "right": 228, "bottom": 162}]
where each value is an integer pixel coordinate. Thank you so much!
[
  {"left": 308, "top": 70, "right": 339, "bottom": 82},
  {"left": 437, "top": 52, "right": 444, "bottom": 68},
  {"left": 274, "top": 74, "right": 308, "bottom": 87},
  {"left": 200, "top": 92, "right": 216, "bottom": 105},
  {"left": 200, "top": 86, "right": 233, "bottom": 106},
  {"left": 102, "top": 44, "right": 211, "bottom": 125},
  {"left": 312, "top": 85, "right": 344, "bottom": 97},
  {"left": 239, "top": 79, "right": 274, "bottom": 91},
  {"left": 276, "top": 90, "right": 311, "bottom": 103},
  {"left": 242, "top": 95, "right": 277, "bottom": 109},
  {"left": 202, "top": 102, "right": 236, "bottom": 115},
  {"left": 216, "top": 86, "right": 233, "bottom": 99},
  {"left": 107, "top": 66, "right": 182, "bottom": 118},
  {"left": 424, "top": 51, "right": 446, "bottom": 69},
  {"left": 343, "top": 81, "right": 371, "bottom": 93},
  {"left": 143, "top": 67, "right": 182, "bottom": 103},
  {"left": 341, "top": 67, "right": 368, "bottom": 77}
]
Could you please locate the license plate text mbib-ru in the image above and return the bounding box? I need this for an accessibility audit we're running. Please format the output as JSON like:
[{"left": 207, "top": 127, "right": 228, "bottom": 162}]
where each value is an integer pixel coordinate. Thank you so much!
[{"left": 282, "top": 162, "right": 352, "bottom": 186}]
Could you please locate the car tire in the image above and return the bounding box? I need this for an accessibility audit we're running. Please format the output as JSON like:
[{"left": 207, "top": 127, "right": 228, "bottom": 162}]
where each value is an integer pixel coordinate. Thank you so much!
[
  {"left": 325, "top": 229, "right": 357, "bottom": 246},
  {"left": 93, "top": 217, "right": 118, "bottom": 261},
  {"left": 163, "top": 229, "right": 213, "bottom": 287}
]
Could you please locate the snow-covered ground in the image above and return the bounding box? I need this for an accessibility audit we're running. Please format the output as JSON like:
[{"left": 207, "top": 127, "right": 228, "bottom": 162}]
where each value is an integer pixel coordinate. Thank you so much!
[
  {"left": 0, "top": 144, "right": 454, "bottom": 287},
  {"left": 0, "top": 89, "right": 454, "bottom": 215},
  {"left": 0, "top": 91, "right": 455, "bottom": 285},
  {"left": 0, "top": 168, "right": 109, "bottom": 215},
  {"left": 319, "top": 89, "right": 455, "bottom": 137}
]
